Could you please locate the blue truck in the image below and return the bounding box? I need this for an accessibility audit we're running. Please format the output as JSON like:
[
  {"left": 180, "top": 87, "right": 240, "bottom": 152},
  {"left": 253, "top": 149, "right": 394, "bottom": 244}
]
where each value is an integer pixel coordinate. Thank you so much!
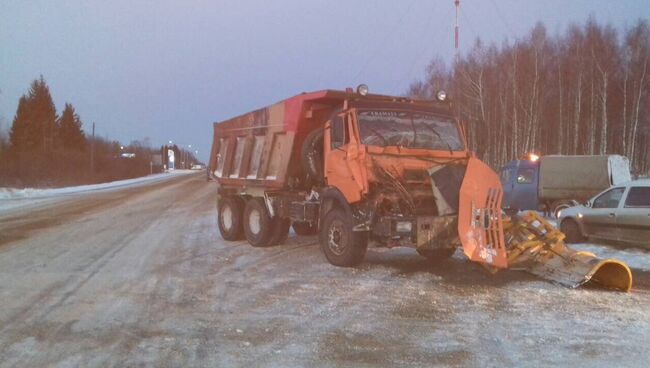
[{"left": 499, "top": 155, "right": 631, "bottom": 217}]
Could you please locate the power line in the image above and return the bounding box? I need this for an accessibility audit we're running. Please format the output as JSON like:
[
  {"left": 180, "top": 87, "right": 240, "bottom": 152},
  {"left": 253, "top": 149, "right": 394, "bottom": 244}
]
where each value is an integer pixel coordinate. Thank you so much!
[
  {"left": 351, "top": 0, "right": 417, "bottom": 83},
  {"left": 489, "top": 0, "right": 515, "bottom": 36}
]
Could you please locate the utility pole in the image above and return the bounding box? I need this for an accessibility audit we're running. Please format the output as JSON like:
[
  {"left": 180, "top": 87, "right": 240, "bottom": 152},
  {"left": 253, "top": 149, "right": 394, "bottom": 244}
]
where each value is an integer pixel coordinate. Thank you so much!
[
  {"left": 454, "top": 0, "right": 460, "bottom": 63},
  {"left": 90, "top": 122, "right": 95, "bottom": 174}
]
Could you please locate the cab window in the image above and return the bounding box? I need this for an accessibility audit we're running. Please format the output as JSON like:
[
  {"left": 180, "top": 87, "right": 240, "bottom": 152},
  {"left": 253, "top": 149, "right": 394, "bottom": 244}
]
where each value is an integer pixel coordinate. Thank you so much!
[
  {"left": 592, "top": 187, "right": 625, "bottom": 209},
  {"left": 516, "top": 168, "right": 535, "bottom": 184},
  {"left": 331, "top": 115, "right": 345, "bottom": 149},
  {"left": 624, "top": 187, "right": 650, "bottom": 207}
]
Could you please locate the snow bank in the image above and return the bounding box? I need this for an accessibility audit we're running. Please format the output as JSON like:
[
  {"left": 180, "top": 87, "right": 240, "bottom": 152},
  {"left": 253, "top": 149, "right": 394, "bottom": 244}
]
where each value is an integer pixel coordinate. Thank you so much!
[
  {"left": 571, "top": 243, "right": 650, "bottom": 271},
  {"left": 0, "top": 170, "right": 197, "bottom": 203}
]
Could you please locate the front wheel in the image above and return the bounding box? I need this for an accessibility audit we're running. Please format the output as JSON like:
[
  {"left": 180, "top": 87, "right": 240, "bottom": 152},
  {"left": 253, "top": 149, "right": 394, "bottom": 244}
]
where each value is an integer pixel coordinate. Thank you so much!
[
  {"left": 560, "top": 219, "right": 584, "bottom": 243},
  {"left": 319, "top": 208, "right": 368, "bottom": 267}
]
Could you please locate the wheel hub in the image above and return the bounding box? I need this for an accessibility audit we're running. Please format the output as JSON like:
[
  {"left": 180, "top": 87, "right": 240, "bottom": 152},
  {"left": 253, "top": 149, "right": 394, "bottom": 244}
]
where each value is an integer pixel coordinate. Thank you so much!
[
  {"left": 328, "top": 220, "right": 346, "bottom": 255},
  {"left": 222, "top": 205, "right": 233, "bottom": 230},
  {"left": 249, "top": 209, "right": 261, "bottom": 235}
]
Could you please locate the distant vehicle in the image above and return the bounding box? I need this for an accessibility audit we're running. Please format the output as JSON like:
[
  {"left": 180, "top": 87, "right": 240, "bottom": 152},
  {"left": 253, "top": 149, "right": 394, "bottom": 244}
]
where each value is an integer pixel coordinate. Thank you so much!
[
  {"left": 499, "top": 154, "right": 631, "bottom": 217},
  {"left": 191, "top": 164, "right": 204, "bottom": 170},
  {"left": 558, "top": 179, "right": 650, "bottom": 246}
]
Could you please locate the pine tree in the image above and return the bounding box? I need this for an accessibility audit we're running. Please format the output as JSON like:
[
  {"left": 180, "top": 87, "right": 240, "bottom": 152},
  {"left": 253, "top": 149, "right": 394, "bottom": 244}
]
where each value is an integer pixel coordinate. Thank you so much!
[
  {"left": 9, "top": 76, "right": 57, "bottom": 153},
  {"left": 9, "top": 96, "right": 30, "bottom": 151},
  {"left": 57, "top": 103, "right": 87, "bottom": 151}
]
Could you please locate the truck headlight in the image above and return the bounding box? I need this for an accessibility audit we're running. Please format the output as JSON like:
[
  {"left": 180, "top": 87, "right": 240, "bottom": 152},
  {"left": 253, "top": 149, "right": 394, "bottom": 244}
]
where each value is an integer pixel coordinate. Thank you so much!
[{"left": 396, "top": 221, "right": 412, "bottom": 233}]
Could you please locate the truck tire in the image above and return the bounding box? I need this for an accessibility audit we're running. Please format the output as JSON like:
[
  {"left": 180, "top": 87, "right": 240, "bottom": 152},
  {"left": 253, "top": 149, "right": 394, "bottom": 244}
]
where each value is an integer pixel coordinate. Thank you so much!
[
  {"left": 301, "top": 128, "right": 324, "bottom": 183},
  {"left": 560, "top": 219, "right": 585, "bottom": 243},
  {"left": 269, "top": 217, "right": 291, "bottom": 245},
  {"left": 218, "top": 196, "right": 244, "bottom": 241},
  {"left": 319, "top": 208, "right": 368, "bottom": 267},
  {"left": 243, "top": 198, "right": 275, "bottom": 247},
  {"left": 417, "top": 248, "right": 456, "bottom": 262},
  {"left": 292, "top": 221, "right": 318, "bottom": 236},
  {"left": 551, "top": 200, "right": 578, "bottom": 219}
]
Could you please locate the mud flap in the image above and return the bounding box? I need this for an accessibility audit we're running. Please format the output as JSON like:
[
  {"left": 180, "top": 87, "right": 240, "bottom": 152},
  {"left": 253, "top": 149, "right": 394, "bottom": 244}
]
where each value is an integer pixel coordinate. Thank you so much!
[
  {"left": 458, "top": 158, "right": 508, "bottom": 268},
  {"left": 504, "top": 212, "right": 632, "bottom": 291}
]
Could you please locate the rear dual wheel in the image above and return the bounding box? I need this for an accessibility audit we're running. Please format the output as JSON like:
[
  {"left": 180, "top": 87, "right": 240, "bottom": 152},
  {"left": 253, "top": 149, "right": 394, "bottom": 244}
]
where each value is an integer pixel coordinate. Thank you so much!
[
  {"left": 243, "top": 197, "right": 290, "bottom": 247},
  {"left": 218, "top": 196, "right": 245, "bottom": 241}
]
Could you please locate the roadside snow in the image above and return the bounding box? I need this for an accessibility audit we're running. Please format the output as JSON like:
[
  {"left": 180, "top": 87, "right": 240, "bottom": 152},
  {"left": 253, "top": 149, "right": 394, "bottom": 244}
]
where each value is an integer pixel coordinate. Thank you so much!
[
  {"left": 0, "top": 170, "right": 197, "bottom": 212},
  {"left": 571, "top": 243, "right": 650, "bottom": 271}
]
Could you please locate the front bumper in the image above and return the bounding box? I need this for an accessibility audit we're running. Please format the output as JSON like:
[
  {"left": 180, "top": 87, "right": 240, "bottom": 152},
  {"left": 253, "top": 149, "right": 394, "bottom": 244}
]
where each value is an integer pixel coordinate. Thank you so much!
[{"left": 371, "top": 215, "right": 459, "bottom": 249}]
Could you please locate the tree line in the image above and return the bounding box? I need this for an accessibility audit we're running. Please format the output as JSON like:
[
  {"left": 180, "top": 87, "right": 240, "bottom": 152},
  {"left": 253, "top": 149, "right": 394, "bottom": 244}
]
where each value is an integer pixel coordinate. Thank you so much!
[
  {"left": 0, "top": 77, "right": 163, "bottom": 187},
  {"left": 409, "top": 18, "right": 649, "bottom": 175}
]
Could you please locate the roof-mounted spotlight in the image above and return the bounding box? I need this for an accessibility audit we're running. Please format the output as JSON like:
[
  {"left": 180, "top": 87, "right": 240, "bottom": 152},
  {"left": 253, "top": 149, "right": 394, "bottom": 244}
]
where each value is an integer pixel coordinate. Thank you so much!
[{"left": 357, "top": 84, "right": 369, "bottom": 96}]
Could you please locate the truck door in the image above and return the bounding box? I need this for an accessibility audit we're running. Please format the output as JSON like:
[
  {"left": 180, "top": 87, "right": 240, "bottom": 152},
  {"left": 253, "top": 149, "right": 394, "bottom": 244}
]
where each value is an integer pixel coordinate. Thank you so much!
[
  {"left": 499, "top": 164, "right": 516, "bottom": 209},
  {"left": 500, "top": 160, "right": 539, "bottom": 212},
  {"left": 512, "top": 163, "right": 539, "bottom": 211},
  {"left": 324, "top": 112, "right": 368, "bottom": 204}
]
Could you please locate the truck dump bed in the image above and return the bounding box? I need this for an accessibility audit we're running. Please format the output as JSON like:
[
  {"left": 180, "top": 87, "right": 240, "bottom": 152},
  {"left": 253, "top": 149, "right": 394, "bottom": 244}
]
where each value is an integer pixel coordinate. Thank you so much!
[
  {"left": 208, "top": 90, "right": 344, "bottom": 189},
  {"left": 538, "top": 155, "right": 631, "bottom": 201}
]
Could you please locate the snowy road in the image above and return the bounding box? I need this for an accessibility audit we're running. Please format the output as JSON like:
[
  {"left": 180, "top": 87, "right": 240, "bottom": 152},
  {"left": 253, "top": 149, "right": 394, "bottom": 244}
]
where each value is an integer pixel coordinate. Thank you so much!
[{"left": 1, "top": 173, "right": 649, "bottom": 367}]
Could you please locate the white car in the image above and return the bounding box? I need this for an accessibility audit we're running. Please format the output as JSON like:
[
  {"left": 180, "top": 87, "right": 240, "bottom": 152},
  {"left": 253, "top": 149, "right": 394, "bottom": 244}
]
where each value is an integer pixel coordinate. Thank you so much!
[{"left": 558, "top": 179, "right": 650, "bottom": 246}]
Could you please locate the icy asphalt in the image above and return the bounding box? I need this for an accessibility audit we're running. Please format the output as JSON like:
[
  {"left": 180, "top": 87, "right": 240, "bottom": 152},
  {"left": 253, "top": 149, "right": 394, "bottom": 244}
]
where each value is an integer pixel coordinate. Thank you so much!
[{"left": 1, "top": 173, "right": 649, "bottom": 367}]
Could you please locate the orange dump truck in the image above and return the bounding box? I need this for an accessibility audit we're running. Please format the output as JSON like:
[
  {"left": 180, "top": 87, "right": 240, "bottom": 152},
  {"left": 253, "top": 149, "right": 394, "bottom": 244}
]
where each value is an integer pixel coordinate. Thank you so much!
[
  {"left": 208, "top": 87, "right": 504, "bottom": 267},
  {"left": 208, "top": 87, "right": 631, "bottom": 290}
]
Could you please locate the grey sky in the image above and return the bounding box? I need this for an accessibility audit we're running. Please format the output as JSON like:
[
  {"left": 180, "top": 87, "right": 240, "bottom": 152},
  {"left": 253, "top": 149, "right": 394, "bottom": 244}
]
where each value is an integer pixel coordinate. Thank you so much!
[{"left": 1, "top": 1, "right": 648, "bottom": 161}]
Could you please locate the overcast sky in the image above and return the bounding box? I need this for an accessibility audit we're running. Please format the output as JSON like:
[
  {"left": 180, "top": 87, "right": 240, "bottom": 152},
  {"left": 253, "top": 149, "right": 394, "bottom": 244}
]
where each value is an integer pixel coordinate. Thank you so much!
[{"left": 1, "top": 1, "right": 648, "bottom": 161}]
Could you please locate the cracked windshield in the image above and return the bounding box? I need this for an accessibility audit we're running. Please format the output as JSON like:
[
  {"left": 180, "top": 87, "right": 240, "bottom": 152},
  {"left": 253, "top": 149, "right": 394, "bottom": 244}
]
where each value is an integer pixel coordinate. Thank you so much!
[{"left": 357, "top": 110, "right": 463, "bottom": 151}]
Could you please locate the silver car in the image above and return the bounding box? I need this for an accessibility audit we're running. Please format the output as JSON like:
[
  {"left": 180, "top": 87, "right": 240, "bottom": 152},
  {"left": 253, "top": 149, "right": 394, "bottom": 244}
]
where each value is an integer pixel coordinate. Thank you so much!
[{"left": 558, "top": 179, "right": 650, "bottom": 245}]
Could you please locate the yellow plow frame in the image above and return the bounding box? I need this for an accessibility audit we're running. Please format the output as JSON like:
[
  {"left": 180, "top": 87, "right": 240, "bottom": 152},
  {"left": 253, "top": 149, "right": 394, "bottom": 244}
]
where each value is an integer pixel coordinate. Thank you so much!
[{"left": 498, "top": 211, "right": 632, "bottom": 291}]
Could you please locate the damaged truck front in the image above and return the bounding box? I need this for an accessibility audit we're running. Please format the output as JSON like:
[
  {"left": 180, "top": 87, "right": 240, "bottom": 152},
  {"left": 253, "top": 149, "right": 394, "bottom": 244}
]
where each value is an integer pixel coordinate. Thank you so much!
[{"left": 208, "top": 88, "right": 505, "bottom": 269}]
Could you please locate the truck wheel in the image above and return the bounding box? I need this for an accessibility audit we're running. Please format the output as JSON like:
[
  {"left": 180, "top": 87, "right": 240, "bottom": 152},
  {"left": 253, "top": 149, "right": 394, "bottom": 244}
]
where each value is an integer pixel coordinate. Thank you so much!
[
  {"left": 319, "top": 208, "right": 368, "bottom": 267},
  {"left": 243, "top": 198, "right": 275, "bottom": 247},
  {"left": 292, "top": 221, "right": 318, "bottom": 236},
  {"left": 269, "top": 217, "right": 291, "bottom": 245},
  {"left": 551, "top": 200, "right": 578, "bottom": 219},
  {"left": 417, "top": 248, "right": 456, "bottom": 262},
  {"left": 301, "top": 128, "right": 324, "bottom": 183},
  {"left": 218, "top": 196, "right": 244, "bottom": 241},
  {"left": 560, "top": 219, "right": 584, "bottom": 243}
]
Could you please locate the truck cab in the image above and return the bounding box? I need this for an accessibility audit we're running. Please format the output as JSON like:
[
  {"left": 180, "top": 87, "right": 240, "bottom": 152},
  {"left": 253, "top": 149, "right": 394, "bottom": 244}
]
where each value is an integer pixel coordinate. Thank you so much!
[{"left": 500, "top": 159, "right": 540, "bottom": 213}]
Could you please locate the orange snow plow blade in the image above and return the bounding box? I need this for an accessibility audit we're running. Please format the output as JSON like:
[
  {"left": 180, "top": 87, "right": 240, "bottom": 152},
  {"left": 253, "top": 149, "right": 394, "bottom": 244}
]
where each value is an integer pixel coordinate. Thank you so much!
[
  {"left": 503, "top": 211, "right": 632, "bottom": 291},
  {"left": 456, "top": 159, "right": 631, "bottom": 291},
  {"left": 458, "top": 158, "right": 508, "bottom": 268}
]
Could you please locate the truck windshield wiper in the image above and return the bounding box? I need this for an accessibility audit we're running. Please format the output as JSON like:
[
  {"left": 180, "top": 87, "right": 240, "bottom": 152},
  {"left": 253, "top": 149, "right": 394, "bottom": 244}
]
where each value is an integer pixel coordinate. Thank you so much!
[
  {"left": 362, "top": 125, "right": 389, "bottom": 146},
  {"left": 418, "top": 123, "right": 453, "bottom": 155}
]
